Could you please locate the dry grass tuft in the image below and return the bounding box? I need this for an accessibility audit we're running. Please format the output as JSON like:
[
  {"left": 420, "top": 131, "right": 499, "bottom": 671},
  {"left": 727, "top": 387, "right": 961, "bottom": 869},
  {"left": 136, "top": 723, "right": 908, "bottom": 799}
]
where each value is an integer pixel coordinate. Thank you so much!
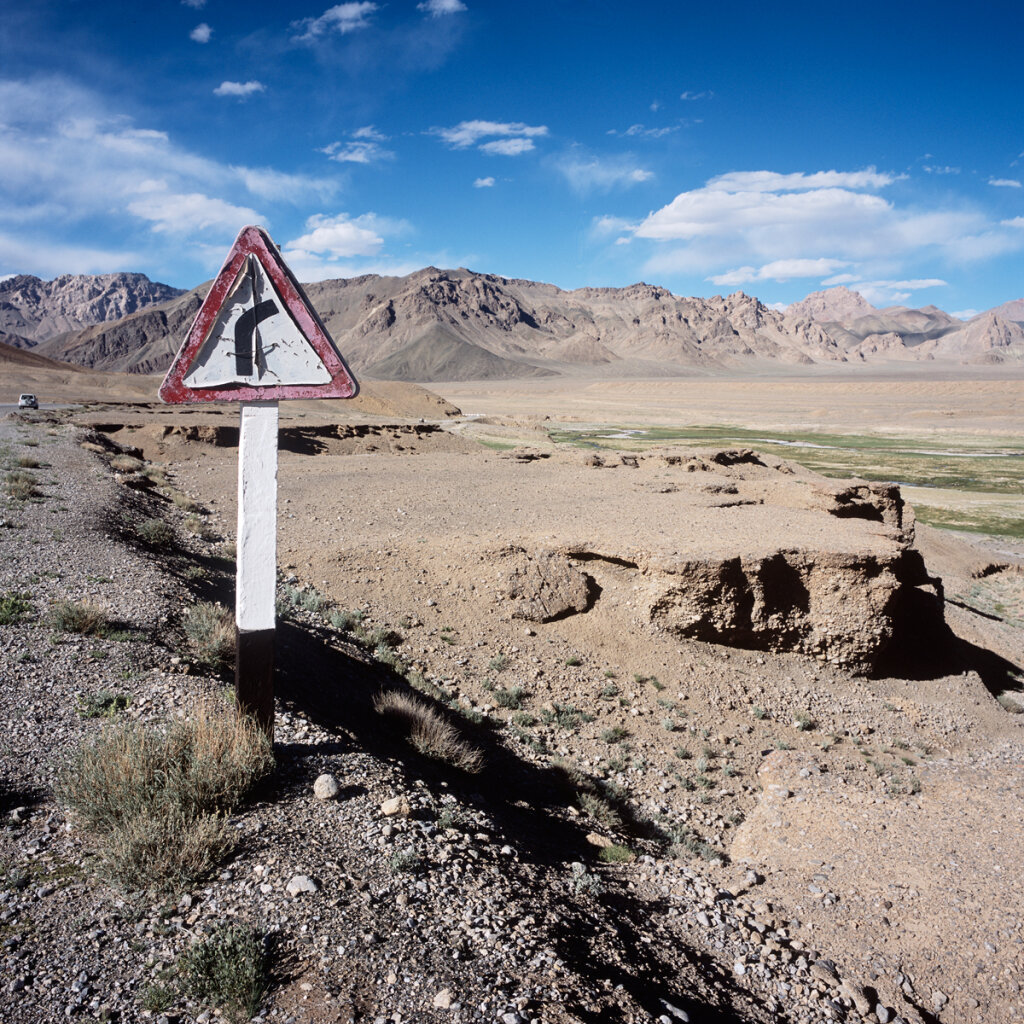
[
  {"left": 56, "top": 700, "right": 273, "bottom": 889},
  {"left": 110, "top": 454, "right": 145, "bottom": 473},
  {"left": 184, "top": 601, "right": 235, "bottom": 673},
  {"left": 50, "top": 598, "right": 110, "bottom": 636},
  {"left": 374, "top": 690, "right": 483, "bottom": 773}
]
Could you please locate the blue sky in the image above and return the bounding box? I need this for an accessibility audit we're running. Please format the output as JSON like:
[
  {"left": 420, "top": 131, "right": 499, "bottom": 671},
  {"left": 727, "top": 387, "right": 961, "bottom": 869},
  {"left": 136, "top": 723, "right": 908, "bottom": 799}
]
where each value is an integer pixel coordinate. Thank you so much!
[{"left": 1, "top": 0, "right": 1022, "bottom": 315}]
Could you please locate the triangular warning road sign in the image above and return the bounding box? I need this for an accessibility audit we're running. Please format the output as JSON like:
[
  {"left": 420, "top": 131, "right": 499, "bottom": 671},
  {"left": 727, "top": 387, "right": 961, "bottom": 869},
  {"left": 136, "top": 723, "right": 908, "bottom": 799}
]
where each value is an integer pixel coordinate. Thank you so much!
[{"left": 159, "top": 225, "right": 358, "bottom": 404}]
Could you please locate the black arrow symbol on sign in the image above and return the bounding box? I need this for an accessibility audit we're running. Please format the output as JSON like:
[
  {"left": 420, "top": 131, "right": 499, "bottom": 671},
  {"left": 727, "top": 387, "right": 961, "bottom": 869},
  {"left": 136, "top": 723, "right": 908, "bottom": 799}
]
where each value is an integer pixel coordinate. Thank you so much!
[{"left": 234, "top": 299, "right": 277, "bottom": 378}]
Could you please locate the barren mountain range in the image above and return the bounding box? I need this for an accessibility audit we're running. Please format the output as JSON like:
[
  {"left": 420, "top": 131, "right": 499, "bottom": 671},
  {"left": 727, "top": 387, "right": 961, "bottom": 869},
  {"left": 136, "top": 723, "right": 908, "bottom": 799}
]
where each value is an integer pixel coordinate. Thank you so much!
[{"left": 2, "top": 270, "right": 1022, "bottom": 381}]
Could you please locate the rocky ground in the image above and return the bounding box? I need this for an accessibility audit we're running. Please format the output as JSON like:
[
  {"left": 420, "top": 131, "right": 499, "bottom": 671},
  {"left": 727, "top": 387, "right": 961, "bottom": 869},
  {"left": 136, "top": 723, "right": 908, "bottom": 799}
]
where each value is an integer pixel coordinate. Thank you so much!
[{"left": 2, "top": 405, "right": 1023, "bottom": 1024}]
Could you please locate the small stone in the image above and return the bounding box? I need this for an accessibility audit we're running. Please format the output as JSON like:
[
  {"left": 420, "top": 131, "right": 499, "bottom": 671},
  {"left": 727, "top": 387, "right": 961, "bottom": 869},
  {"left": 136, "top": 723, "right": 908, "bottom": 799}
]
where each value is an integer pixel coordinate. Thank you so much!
[
  {"left": 313, "top": 773, "right": 340, "bottom": 800},
  {"left": 840, "top": 983, "right": 871, "bottom": 1016},
  {"left": 381, "top": 796, "right": 411, "bottom": 818},
  {"left": 585, "top": 833, "right": 613, "bottom": 848},
  {"left": 433, "top": 989, "right": 453, "bottom": 1009},
  {"left": 876, "top": 1004, "right": 892, "bottom": 1023},
  {"left": 932, "top": 990, "right": 948, "bottom": 1010},
  {"left": 286, "top": 874, "right": 318, "bottom": 895}
]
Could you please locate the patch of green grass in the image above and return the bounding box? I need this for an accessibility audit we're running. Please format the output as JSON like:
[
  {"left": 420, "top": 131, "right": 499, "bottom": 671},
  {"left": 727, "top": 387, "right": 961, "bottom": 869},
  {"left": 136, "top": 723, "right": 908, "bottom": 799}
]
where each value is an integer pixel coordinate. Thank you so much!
[
  {"left": 674, "top": 745, "right": 692, "bottom": 760},
  {"left": 77, "top": 690, "right": 131, "bottom": 719},
  {"left": 488, "top": 654, "right": 508, "bottom": 673},
  {"left": 0, "top": 591, "right": 33, "bottom": 625},
  {"left": 598, "top": 843, "right": 634, "bottom": 864},
  {"left": 511, "top": 710, "right": 535, "bottom": 727},
  {"left": 565, "top": 655, "right": 582, "bottom": 667},
  {"left": 329, "top": 608, "right": 364, "bottom": 631},
  {"left": 600, "top": 726, "right": 629, "bottom": 744},
  {"left": 540, "top": 702, "right": 593, "bottom": 731}
]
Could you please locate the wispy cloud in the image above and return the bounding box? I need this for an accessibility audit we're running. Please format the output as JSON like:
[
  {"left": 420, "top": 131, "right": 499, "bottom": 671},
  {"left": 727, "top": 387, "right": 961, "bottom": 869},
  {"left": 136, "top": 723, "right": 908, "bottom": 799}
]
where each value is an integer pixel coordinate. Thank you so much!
[
  {"left": 434, "top": 119, "right": 548, "bottom": 154},
  {"left": 680, "top": 90, "right": 712, "bottom": 100},
  {"left": 0, "top": 230, "right": 143, "bottom": 277},
  {"left": 709, "top": 258, "right": 851, "bottom": 286},
  {"left": 189, "top": 23, "right": 212, "bottom": 44},
  {"left": 213, "top": 80, "right": 265, "bottom": 98},
  {"left": 989, "top": 177, "right": 1022, "bottom": 188},
  {"left": 417, "top": 0, "right": 467, "bottom": 15},
  {"left": 181, "top": 0, "right": 206, "bottom": 8},
  {"left": 291, "top": 2, "right": 378, "bottom": 43},
  {"left": 126, "top": 179, "right": 261, "bottom": 235},
  {"left": 0, "top": 76, "right": 336, "bottom": 252},
  {"left": 923, "top": 165, "right": 960, "bottom": 175},
  {"left": 607, "top": 123, "right": 678, "bottom": 139},
  {"left": 627, "top": 168, "right": 1023, "bottom": 299},
  {"left": 473, "top": 176, "right": 495, "bottom": 188},
  {"left": 322, "top": 127, "right": 394, "bottom": 164},
  {"left": 555, "top": 152, "right": 653, "bottom": 194}
]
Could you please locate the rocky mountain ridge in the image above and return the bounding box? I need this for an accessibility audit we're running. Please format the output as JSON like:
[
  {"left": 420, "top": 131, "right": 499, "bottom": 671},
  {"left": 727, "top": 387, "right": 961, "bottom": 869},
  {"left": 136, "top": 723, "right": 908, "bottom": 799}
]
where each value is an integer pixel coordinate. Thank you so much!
[
  {"left": 7, "top": 271, "right": 1024, "bottom": 380},
  {"left": 0, "top": 272, "right": 184, "bottom": 345}
]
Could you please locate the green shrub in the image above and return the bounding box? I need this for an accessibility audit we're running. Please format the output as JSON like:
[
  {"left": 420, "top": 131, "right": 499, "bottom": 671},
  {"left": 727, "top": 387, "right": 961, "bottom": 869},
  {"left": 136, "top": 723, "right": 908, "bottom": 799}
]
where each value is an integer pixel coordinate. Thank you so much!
[
  {"left": 179, "top": 922, "right": 267, "bottom": 1024},
  {"left": 565, "top": 656, "right": 582, "bottom": 667},
  {"left": 494, "top": 685, "right": 525, "bottom": 709},
  {"left": 600, "top": 726, "right": 628, "bottom": 744},
  {"left": 0, "top": 591, "right": 33, "bottom": 625},
  {"left": 77, "top": 690, "right": 131, "bottom": 719},
  {"left": 5, "top": 472, "right": 40, "bottom": 500},
  {"left": 488, "top": 654, "right": 508, "bottom": 673},
  {"left": 329, "top": 608, "right": 363, "bottom": 631},
  {"left": 56, "top": 702, "right": 272, "bottom": 889},
  {"left": 137, "top": 518, "right": 174, "bottom": 547}
]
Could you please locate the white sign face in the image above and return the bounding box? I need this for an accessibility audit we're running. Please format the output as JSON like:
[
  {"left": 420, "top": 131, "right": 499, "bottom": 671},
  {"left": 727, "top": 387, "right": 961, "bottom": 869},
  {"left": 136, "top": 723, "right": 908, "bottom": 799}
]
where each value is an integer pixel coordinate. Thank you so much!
[{"left": 184, "top": 255, "right": 332, "bottom": 388}]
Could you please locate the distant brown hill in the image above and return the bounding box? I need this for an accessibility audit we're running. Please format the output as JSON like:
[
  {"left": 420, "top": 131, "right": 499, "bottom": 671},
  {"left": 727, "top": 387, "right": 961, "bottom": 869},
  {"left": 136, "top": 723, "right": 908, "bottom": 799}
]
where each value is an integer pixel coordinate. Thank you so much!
[{"left": 27, "top": 272, "right": 1024, "bottom": 380}]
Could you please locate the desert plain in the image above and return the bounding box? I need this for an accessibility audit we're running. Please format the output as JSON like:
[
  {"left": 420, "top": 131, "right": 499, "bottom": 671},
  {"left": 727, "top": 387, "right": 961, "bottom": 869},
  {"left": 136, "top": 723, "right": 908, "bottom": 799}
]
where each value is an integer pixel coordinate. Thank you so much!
[{"left": 2, "top": 357, "right": 1023, "bottom": 1024}]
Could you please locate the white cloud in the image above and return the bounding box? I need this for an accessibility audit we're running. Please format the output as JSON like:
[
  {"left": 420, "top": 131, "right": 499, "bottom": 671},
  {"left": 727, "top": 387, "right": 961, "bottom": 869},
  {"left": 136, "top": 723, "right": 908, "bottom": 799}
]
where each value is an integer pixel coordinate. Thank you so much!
[
  {"left": 480, "top": 137, "right": 535, "bottom": 156},
  {"left": 607, "top": 123, "right": 678, "bottom": 139},
  {"left": 473, "top": 176, "right": 495, "bottom": 188},
  {"left": 923, "top": 165, "right": 960, "bottom": 175},
  {"left": 282, "top": 212, "right": 417, "bottom": 281},
  {"left": 417, "top": 0, "right": 467, "bottom": 15},
  {"left": 435, "top": 119, "right": 548, "bottom": 151},
  {"left": 709, "top": 258, "right": 851, "bottom": 286},
  {"left": 353, "top": 125, "right": 386, "bottom": 141},
  {"left": 989, "top": 177, "right": 1022, "bottom": 188},
  {"left": 181, "top": 0, "right": 206, "bottom": 8},
  {"left": 1003, "top": 216, "right": 1024, "bottom": 228},
  {"left": 323, "top": 139, "right": 393, "bottom": 163},
  {"left": 556, "top": 154, "right": 654, "bottom": 194},
  {"left": 951, "top": 308, "right": 979, "bottom": 320},
  {"left": 680, "top": 90, "right": 712, "bottom": 100},
  {"left": 706, "top": 168, "right": 899, "bottom": 192},
  {"left": 591, "top": 215, "right": 639, "bottom": 236},
  {"left": 0, "top": 75, "right": 336, "bottom": 244},
  {"left": 291, "top": 2, "right": 378, "bottom": 42},
  {"left": 284, "top": 212, "right": 411, "bottom": 259},
  {"left": 629, "top": 167, "right": 1024, "bottom": 289},
  {"left": 213, "top": 80, "right": 265, "bottom": 98},
  {"left": 189, "top": 23, "right": 212, "bottom": 43},
  {"left": 126, "top": 179, "right": 261, "bottom": 235},
  {"left": 0, "top": 231, "right": 142, "bottom": 277}
]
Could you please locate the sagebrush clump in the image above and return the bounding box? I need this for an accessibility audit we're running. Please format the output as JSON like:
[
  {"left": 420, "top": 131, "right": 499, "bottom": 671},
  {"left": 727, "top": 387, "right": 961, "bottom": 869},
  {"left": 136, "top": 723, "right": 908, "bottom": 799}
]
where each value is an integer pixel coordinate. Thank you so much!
[{"left": 56, "top": 701, "right": 273, "bottom": 889}]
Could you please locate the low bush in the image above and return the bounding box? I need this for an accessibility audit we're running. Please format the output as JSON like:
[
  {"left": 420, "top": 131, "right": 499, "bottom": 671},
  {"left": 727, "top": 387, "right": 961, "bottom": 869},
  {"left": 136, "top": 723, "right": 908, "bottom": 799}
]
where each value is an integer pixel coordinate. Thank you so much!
[
  {"left": 494, "top": 685, "right": 525, "bottom": 709},
  {"left": 179, "top": 922, "right": 268, "bottom": 1024},
  {"left": 56, "top": 701, "right": 272, "bottom": 889},
  {"left": 0, "top": 591, "right": 33, "bottom": 625},
  {"left": 374, "top": 690, "right": 483, "bottom": 773},
  {"left": 50, "top": 598, "right": 109, "bottom": 636},
  {"left": 137, "top": 518, "right": 174, "bottom": 547},
  {"left": 184, "top": 601, "right": 235, "bottom": 673},
  {"left": 5, "top": 471, "right": 40, "bottom": 500}
]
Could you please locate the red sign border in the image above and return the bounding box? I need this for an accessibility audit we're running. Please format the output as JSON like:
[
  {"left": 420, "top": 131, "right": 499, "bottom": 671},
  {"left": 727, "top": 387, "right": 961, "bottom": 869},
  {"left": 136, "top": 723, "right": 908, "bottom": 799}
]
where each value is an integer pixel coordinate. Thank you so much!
[{"left": 159, "top": 225, "right": 358, "bottom": 404}]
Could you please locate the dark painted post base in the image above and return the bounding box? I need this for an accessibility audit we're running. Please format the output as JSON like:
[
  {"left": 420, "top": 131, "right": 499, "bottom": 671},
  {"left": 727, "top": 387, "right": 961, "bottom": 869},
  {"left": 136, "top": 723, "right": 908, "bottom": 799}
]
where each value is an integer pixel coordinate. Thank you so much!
[{"left": 236, "top": 627, "right": 275, "bottom": 742}]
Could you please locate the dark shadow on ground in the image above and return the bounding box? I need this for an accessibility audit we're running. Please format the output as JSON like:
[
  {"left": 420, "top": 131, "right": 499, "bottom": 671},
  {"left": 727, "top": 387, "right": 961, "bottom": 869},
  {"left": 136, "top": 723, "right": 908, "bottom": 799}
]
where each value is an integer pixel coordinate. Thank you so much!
[
  {"left": 874, "top": 588, "right": 1023, "bottom": 702},
  {"left": 273, "top": 615, "right": 754, "bottom": 1024}
]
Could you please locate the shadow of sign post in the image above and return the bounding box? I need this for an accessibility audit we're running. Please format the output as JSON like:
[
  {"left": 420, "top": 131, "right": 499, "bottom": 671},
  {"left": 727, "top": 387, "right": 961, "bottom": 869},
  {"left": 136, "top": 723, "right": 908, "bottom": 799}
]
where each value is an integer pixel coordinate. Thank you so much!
[{"left": 159, "top": 225, "right": 358, "bottom": 740}]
